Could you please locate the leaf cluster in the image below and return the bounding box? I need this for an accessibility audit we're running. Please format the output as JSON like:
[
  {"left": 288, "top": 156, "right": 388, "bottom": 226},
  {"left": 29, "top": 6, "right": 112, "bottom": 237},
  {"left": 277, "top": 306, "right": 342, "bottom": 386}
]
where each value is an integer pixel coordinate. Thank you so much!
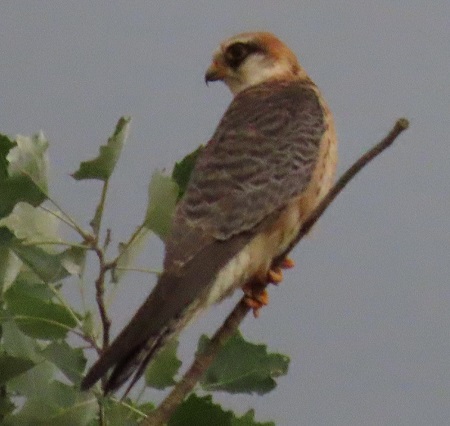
[{"left": 0, "top": 120, "right": 290, "bottom": 425}]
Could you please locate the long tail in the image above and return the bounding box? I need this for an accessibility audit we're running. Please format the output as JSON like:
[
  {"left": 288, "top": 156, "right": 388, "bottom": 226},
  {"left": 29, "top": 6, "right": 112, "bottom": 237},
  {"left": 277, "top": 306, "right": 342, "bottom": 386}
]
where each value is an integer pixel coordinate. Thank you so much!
[
  {"left": 80, "top": 235, "right": 251, "bottom": 395},
  {"left": 106, "top": 325, "right": 175, "bottom": 397},
  {"left": 80, "top": 274, "right": 179, "bottom": 394}
]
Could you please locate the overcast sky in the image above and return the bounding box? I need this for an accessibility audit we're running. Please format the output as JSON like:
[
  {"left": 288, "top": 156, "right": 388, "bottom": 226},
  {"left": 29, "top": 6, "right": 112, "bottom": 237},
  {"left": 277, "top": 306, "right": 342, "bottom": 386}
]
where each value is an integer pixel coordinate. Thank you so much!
[{"left": 1, "top": 2, "right": 449, "bottom": 425}]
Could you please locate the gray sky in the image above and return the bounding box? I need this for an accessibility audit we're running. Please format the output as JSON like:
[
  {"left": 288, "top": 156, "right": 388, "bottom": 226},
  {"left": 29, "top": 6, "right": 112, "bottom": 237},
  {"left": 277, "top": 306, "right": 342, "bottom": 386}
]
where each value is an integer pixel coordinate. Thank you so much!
[{"left": 1, "top": 1, "right": 449, "bottom": 425}]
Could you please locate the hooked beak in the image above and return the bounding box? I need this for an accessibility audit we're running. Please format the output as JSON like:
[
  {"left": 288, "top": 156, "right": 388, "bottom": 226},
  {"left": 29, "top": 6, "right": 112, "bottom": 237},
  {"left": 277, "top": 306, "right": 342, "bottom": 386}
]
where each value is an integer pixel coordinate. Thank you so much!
[{"left": 205, "top": 61, "right": 227, "bottom": 85}]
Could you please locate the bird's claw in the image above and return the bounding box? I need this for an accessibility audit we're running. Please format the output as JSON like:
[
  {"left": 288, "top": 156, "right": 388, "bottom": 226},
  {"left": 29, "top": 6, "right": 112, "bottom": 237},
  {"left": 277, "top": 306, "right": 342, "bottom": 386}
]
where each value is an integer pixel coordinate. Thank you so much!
[
  {"left": 268, "top": 257, "right": 295, "bottom": 285},
  {"left": 244, "top": 289, "right": 269, "bottom": 318},
  {"left": 268, "top": 267, "right": 283, "bottom": 284},
  {"left": 243, "top": 257, "right": 295, "bottom": 317},
  {"left": 280, "top": 257, "right": 295, "bottom": 269}
]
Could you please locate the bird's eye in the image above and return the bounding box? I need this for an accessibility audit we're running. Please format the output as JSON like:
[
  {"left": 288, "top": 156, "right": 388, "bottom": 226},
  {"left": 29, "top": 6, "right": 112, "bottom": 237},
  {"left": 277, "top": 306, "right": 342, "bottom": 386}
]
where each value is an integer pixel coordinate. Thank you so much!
[
  {"left": 226, "top": 43, "right": 248, "bottom": 61},
  {"left": 225, "top": 42, "right": 250, "bottom": 68}
]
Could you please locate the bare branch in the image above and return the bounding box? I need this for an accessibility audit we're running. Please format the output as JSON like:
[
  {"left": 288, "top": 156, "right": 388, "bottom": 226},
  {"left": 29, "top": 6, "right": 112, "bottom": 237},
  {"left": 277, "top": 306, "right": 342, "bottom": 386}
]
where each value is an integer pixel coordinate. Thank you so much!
[
  {"left": 141, "top": 118, "right": 409, "bottom": 425},
  {"left": 275, "top": 117, "right": 409, "bottom": 264},
  {"left": 93, "top": 246, "right": 111, "bottom": 350}
]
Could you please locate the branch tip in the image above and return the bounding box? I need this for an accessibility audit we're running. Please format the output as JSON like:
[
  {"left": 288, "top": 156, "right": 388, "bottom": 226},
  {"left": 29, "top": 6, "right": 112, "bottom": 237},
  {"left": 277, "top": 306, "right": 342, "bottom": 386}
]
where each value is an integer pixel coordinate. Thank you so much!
[{"left": 396, "top": 118, "right": 409, "bottom": 130}]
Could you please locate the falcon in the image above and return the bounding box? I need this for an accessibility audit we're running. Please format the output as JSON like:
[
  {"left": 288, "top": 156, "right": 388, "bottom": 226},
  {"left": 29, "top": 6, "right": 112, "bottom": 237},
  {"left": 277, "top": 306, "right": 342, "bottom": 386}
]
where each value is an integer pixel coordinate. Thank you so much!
[{"left": 81, "top": 31, "right": 337, "bottom": 394}]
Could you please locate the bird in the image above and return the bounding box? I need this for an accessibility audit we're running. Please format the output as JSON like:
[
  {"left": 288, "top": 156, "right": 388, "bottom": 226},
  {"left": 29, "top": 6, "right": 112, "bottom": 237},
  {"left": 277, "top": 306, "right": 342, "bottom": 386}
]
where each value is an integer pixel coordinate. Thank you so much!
[{"left": 81, "top": 31, "right": 337, "bottom": 395}]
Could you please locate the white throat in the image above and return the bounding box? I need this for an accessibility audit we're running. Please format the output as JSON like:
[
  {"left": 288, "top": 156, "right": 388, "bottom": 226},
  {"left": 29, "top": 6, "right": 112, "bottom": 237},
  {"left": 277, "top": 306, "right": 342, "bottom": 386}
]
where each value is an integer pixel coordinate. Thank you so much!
[{"left": 225, "top": 55, "right": 294, "bottom": 95}]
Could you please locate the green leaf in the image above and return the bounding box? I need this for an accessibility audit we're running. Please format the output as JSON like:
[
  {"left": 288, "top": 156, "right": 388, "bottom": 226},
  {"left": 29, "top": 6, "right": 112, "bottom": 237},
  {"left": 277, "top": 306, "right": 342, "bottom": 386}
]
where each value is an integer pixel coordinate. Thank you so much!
[
  {"left": 0, "top": 320, "right": 42, "bottom": 362},
  {"left": 143, "top": 146, "right": 202, "bottom": 242},
  {"left": 3, "top": 398, "right": 58, "bottom": 426},
  {"left": 4, "top": 280, "right": 77, "bottom": 340},
  {"left": 41, "top": 341, "right": 87, "bottom": 385},
  {"left": 102, "top": 398, "right": 152, "bottom": 425},
  {"left": 0, "top": 246, "right": 21, "bottom": 294},
  {"left": 232, "top": 410, "right": 275, "bottom": 426},
  {"left": 144, "top": 172, "right": 178, "bottom": 239},
  {"left": 199, "top": 331, "right": 290, "bottom": 395},
  {"left": 0, "top": 393, "right": 15, "bottom": 418},
  {"left": 102, "top": 404, "right": 140, "bottom": 426},
  {"left": 0, "top": 133, "right": 48, "bottom": 218},
  {"left": 0, "top": 354, "right": 36, "bottom": 384},
  {"left": 0, "top": 134, "right": 15, "bottom": 177},
  {"left": 80, "top": 311, "right": 94, "bottom": 337},
  {"left": 6, "top": 133, "right": 49, "bottom": 192},
  {"left": 170, "top": 394, "right": 273, "bottom": 426},
  {"left": 3, "top": 381, "right": 97, "bottom": 426},
  {"left": 0, "top": 202, "right": 60, "bottom": 245},
  {"left": 72, "top": 116, "right": 131, "bottom": 181},
  {"left": 7, "top": 361, "right": 55, "bottom": 398},
  {"left": 12, "top": 271, "right": 54, "bottom": 299},
  {"left": 145, "top": 338, "right": 181, "bottom": 390},
  {"left": 113, "top": 227, "right": 152, "bottom": 283},
  {"left": 59, "top": 246, "right": 87, "bottom": 277},
  {"left": 10, "top": 241, "right": 71, "bottom": 283},
  {"left": 169, "top": 394, "right": 232, "bottom": 426},
  {"left": 0, "top": 228, "right": 86, "bottom": 283},
  {"left": 171, "top": 146, "right": 203, "bottom": 200}
]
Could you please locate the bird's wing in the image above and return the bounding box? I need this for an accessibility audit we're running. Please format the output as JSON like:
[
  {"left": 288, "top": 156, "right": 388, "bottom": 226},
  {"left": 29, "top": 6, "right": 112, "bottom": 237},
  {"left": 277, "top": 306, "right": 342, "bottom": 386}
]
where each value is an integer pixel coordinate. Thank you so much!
[
  {"left": 81, "top": 79, "right": 326, "bottom": 393},
  {"left": 165, "top": 79, "right": 326, "bottom": 269}
]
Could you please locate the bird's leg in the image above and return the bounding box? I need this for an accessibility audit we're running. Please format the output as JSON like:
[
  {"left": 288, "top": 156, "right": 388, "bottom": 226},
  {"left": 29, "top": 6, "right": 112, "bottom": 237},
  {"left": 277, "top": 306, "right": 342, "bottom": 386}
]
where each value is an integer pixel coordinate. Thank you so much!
[{"left": 267, "top": 257, "right": 295, "bottom": 285}]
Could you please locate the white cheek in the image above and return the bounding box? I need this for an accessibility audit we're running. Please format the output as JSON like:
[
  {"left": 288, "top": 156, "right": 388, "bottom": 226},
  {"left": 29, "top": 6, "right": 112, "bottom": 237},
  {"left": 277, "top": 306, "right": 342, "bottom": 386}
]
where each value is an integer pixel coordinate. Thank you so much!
[
  {"left": 227, "top": 56, "right": 291, "bottom": 94},
  {"left": 242, "top": 58, "right": 288, "bottom": 85}
]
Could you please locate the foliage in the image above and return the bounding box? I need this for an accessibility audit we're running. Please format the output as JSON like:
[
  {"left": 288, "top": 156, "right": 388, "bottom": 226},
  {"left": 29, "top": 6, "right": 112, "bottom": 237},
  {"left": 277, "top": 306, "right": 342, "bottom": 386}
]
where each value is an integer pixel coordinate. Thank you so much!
[
  {"left": 0, "top": 119, "right": 289, "bottom": 425},
  {"left": 169, "top": 395, "right": 275, "bottom": 426},
  {"left": 199, "top": 331, "right": 289, "bottom": 395}
]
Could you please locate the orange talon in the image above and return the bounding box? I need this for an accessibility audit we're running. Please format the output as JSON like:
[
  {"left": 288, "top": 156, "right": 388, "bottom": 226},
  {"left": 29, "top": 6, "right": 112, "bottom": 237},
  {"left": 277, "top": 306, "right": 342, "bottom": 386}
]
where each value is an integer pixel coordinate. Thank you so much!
[
  {"left": 253, "top": 307, "right": 261, "bottom": 318},
  {"left": 256, "top": 289, "right": 269, "bottom": 305},
  {"left": 243, "top": 286, "right": 269, "bottom": 317},
  {"left": 267, "top": 257, "right": 295, "bottom": 285},
  {"left": 281, "top": 257, "right": 295, "bottom": 269},
  {"left": 268, "top": 266, "right": 283, "bottom": 284}
]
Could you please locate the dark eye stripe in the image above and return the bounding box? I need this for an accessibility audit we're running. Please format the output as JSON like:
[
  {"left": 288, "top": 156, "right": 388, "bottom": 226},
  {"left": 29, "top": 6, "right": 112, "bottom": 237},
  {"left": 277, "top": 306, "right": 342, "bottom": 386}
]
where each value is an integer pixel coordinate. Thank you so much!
[{"left": 224, "top": 42, "right": 264, "bottom": 69}]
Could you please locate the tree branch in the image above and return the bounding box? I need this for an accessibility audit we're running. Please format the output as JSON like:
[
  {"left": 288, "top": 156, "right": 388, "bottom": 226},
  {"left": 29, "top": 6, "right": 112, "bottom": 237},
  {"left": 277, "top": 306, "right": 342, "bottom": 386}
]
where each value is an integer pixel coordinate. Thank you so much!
[
  {"left": 275, "top": 117, "right": 410, "bottom": 264},
  {"left": 93, "top": 246, "right": 111, "bottom": 350},
  {"left": 141, "top": 118, "right": 409, "bottom": 425}
]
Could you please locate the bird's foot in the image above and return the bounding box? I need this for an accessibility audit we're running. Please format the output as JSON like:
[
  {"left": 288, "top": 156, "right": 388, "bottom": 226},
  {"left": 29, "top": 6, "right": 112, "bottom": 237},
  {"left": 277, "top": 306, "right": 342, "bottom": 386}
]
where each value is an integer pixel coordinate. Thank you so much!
[
  {"left": 267, "top": 257, "right": 295, "bottom": 285},
  {"left": 243, "top": 257, "right": 295, "bottom": 317},
  {"left": 243, "top": 282, "right": 269, "bottom": 318}
]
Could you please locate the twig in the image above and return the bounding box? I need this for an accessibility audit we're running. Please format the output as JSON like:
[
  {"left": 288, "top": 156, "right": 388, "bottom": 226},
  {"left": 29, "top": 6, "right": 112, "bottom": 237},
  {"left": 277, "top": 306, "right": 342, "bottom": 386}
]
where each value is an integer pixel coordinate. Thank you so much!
[
  {"left": 70, "top": 329, "right": 103, "bottom": 354},
  {"left": 141, "top": 118, "right": 409, "bottom": 425},
  {"left": 113, "top": 223, "right": 147, "bottom": 266},
  {"left": 39, "top": 202, "right": 89, "bottom": 240},
  {"left": 93, "top": 246, "right": 112, "bottom": 350},
  {"left": 91, "top": 180, "right": 109, "bottom": 236}
]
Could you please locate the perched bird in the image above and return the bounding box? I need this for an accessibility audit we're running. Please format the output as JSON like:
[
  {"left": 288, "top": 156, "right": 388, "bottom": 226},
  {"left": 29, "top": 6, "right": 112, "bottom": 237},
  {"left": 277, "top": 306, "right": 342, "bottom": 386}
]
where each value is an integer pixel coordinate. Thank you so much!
[{"left": 81, "top": 31, "right": 337, "bottom": 395}]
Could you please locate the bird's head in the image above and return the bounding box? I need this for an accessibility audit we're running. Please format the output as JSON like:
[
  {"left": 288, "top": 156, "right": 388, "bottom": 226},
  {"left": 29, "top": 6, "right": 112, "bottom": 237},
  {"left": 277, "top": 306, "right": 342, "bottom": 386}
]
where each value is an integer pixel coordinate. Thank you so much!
[{"left": 205, "top": 32, "right": 306, "bottom": 95}]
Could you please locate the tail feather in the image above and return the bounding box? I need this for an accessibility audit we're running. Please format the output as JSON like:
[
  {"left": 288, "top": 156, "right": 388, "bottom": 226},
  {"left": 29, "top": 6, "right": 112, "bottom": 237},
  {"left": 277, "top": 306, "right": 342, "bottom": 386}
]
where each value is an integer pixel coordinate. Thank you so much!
[
  {"left": 117, "top": 329, "right": 174, "bottom": 398},
  {"left": 80, "top": 275, "right": 182, "bottom": 393},
  {"left": 81, "top": 233, "right": 253, "bottom": 394},
  {"left": 105, "top": 327, "right": 173, "bottom": 396},
  {"left": 105, "top": 341, "right": 154, "bottom": 396}
]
